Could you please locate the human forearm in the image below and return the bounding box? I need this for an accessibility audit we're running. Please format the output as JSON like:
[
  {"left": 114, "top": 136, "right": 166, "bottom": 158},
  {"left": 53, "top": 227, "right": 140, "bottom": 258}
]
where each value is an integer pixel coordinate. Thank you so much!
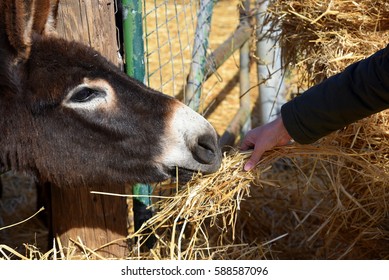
[{"left": 282, "top": 46, "right": 389, "bottom": 144}]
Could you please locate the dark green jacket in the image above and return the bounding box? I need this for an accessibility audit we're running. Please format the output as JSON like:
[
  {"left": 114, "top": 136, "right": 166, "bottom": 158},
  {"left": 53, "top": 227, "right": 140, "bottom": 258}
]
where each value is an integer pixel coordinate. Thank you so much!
[{"left": 281, "top": 46, "right": 389, "bottom": 144}]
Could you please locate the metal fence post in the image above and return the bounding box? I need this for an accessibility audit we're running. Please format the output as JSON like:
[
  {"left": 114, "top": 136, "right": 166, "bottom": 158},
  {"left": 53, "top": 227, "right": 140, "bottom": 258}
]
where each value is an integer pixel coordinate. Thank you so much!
[
  {"left": 238, "top": 0, "right": 252, "bottom": 139},
  {"left": 123, "top": 0, "right": 145, "bottom": 81},
  {"left": 122, "top": 0, "right": 154, "bottom": 248},
  {"left": 255, "top": 0, "right": 285, "bottom": 125},
  {"left": 184, "top": 0, "right": 215, "bottom": 111},
  {"left": 219, "top": 0, "right": 252, "bottom": 147}
]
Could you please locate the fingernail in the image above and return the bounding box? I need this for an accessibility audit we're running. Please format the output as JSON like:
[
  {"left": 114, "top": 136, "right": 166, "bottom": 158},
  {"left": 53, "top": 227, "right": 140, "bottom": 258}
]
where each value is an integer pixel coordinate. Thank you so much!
[{"left": 244, "top": 162, "right": 253, "bottom": 171}]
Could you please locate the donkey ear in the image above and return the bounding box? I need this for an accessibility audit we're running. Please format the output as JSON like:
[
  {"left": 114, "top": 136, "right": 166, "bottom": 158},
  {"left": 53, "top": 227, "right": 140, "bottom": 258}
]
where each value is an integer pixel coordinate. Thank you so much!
[
  {"left": 4, "top": 0, "right": 58, "bottom": 63},
  {"left": 4, "top": 0, "right": 35, "bottom": 62},
  {"left": 32, "top": 0, "right": 59, "bottom": 35}
]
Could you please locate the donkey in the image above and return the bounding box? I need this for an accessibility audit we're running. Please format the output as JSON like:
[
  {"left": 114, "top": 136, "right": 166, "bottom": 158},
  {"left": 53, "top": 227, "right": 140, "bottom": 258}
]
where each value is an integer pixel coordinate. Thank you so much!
[
  {"left": 0, "top": 0, "right": 221, "bottom": 189},
  {"left": 0, "top": 0, "right": 222, "bottom": 253}
]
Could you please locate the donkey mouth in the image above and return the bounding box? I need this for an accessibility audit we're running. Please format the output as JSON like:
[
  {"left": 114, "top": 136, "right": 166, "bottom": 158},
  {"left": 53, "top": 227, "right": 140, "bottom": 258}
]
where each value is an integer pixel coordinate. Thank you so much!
[
  {"left": 167, "top": 167, "right": 202, "bottom": 185},
  {"left": 166, "top": 155, "right": 222, "bottom": 184}
]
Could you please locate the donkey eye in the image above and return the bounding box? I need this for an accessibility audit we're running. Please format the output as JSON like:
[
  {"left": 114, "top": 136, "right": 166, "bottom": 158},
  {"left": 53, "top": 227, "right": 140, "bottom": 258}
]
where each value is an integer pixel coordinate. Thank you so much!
[
  {"left": 69, "top": 87, "right": 104, "bottom": 103},
  {"left": 62, "top": 79, "right": 115, "bottom": 111}
]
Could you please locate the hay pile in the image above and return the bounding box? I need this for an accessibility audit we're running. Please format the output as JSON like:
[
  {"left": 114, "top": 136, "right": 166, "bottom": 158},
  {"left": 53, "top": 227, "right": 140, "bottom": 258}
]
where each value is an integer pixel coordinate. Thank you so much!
[
  {"left": 267, "top": 0, "right": 389, "bottom": 86},
  {"left": 130, "top": 110, "right": 389, "bottom": 259}
]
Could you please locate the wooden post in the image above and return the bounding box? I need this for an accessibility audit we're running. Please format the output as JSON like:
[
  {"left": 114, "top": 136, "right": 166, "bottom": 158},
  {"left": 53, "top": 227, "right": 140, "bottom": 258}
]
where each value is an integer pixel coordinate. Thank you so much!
[
  {"left": 50, "top": 184, "right": 128, "bottom": 258},
  {"left": 56, "top": 0, "right": 121, "bottom": 66},
  {"left": 53, "top": 0, "right": 128, "bottom": 258}
]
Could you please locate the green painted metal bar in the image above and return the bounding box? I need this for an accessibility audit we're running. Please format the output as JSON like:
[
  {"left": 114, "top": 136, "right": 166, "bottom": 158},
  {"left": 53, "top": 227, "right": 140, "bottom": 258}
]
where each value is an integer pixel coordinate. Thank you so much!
[
  {"left": 123, "top": 0, "right": 145, "bottom": 82},
  {"left": 122, "top": 0, "right": 154, "bottom": 248},
  {"left": 184, "top": 0, "right": 215, "bottom": 111}
]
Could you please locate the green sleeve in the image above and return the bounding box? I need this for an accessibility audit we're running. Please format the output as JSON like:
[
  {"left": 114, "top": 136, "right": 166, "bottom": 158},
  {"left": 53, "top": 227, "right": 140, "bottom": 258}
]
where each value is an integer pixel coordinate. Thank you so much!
[{"left": 281, "top": 46, "right": 389, "bottom": 144}]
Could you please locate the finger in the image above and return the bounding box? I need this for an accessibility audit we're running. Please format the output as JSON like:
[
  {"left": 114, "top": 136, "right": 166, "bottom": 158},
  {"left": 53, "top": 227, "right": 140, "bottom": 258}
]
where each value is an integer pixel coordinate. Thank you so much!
[
  {"left": 240, "top": 139, "right": 253, "bottom": 151},
  {"left": 240, "top": 131, "right": 256, "bottom": 151},
  {"left": 244, "top": 147, "right": 265, "bottom": 171}
]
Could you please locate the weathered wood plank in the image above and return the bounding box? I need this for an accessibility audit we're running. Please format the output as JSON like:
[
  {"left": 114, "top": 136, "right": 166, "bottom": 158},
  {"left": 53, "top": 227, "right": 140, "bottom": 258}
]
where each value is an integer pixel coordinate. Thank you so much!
[
  {"left": 50, "top": 184, "right": 128, "bottom": 258},
  {"left": 56, "top": 0, "right": 120, "bottom": 66},
  {"left": 52, "top": 0, "right": 128, "bottom": 258}
]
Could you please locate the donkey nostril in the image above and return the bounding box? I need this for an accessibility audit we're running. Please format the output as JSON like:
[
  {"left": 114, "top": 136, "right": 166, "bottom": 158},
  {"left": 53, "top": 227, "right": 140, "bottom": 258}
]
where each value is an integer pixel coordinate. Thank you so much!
[{"left": 191, "top": 134, "right": 217, "bottom": 165}]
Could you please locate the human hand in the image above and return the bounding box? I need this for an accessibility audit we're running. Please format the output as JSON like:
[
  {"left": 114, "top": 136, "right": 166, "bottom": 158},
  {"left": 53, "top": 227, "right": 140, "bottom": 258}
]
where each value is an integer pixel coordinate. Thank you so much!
[{"left": 240, "top": 116, "right": 292, "bottom": 171}]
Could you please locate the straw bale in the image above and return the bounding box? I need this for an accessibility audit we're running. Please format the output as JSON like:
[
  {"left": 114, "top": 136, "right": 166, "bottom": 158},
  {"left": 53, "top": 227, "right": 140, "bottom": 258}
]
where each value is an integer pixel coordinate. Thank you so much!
[{"left": 266, "top": 0, "right": 389, "bottom": 86}]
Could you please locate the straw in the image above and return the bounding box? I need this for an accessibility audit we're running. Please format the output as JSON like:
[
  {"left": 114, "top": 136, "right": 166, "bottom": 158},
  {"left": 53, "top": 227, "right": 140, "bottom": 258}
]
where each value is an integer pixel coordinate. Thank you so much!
[{"left": 266, "top": 0, "right": 389, "bottom": 87}]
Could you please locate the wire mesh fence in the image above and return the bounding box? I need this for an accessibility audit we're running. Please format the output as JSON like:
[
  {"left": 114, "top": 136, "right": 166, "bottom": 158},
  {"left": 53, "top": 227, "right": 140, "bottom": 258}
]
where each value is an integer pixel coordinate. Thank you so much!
[
  {"left": 143, "top": 0, "right": 199, "bottom": 98},
  {"left": 140, "top": 0, "right": 247, "bottom": 135}
]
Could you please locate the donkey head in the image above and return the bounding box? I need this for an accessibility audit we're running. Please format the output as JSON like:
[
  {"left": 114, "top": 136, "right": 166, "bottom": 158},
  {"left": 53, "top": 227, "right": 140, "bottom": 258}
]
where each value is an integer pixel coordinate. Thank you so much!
[{"left": 0, "top": 0, "right": 221, "bottom": 187}]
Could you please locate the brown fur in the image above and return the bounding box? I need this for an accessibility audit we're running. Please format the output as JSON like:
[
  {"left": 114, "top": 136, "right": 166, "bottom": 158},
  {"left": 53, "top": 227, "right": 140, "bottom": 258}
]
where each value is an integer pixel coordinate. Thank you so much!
[{"left": 0, "top": 0, "right": 221, "bottom": 188}]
